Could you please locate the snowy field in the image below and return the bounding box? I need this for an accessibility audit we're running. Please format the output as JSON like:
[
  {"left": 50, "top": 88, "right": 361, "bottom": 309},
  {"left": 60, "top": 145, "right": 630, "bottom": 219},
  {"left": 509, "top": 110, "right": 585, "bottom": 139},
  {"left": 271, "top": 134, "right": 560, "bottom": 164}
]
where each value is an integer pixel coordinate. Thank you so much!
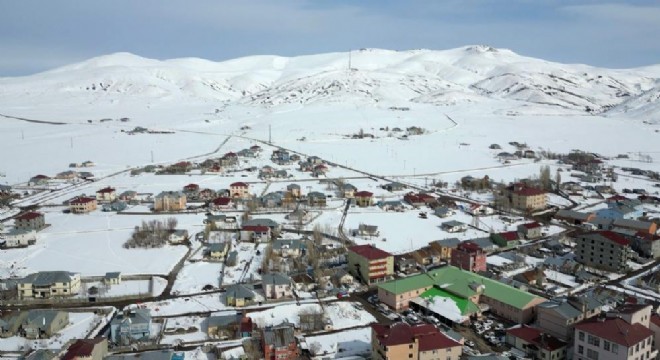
[
  {"left": 81, "top": 278, "right": 167, "bottom": 298},
  {"left": 0, "top": 312, "right": 102, "bottom": 352},
  {"left": 160, "top": 315, "right": 209, "bottom": 345},
  {"left": 172, "top": 262, "right": 223, "bottom": 295},
  {"left": 221, "top": 243, "right": 267, "bottom": 285},
  {"left": 248, "top": 301, "right": 376, "bottom": 330},
  {"left": 0, "top": 209, "right": 191, "bottom": 277}
]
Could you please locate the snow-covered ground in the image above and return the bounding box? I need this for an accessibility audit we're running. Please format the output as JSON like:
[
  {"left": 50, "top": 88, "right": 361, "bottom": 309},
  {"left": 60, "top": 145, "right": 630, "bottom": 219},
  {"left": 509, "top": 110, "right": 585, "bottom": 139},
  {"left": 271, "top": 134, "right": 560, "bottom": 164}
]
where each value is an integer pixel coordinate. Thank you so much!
[
  {"left": 81, "top": 278, "right": 167, "bottom": 298},
  {"left": 221, "top": 243, "right": 267, "bottom": 285},
  {"left": 172, "top": 262, "right": 223, "bottom": 295},
  {"left": 248, "top": 301, "right": 376, "bottom": 330},
  {"left": 160, "top": 315, "right": 209, "bottom": 345}
]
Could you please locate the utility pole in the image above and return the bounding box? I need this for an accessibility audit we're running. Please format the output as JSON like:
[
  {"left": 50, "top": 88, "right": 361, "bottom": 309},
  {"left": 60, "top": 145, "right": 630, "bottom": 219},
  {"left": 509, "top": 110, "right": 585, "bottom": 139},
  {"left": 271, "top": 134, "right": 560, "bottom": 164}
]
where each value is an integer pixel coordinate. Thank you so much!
[{"left": 151, "top": 150, "right": 154, "bottom": 163}]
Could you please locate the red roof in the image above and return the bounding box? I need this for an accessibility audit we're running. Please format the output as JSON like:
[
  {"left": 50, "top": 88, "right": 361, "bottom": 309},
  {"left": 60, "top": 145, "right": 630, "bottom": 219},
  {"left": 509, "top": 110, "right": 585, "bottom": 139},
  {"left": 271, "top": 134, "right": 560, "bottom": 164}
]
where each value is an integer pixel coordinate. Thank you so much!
[
  {"left": 231, "top": 182, "right": 249, "bottom": 188},
  {"left": 70, "top": 197, "right": 96, "bottom": 204},
  {"left": 242, "top": 225, "right": 269, "bottom": 232},
  {"left": 514, "top": 187, "right": 546, "bottom": 196},
  {"left": 372, "top": 323, "right": 459, "bottom": 350},
  {"left": 588, "top": 231, "right": 630, "bottom": 246},
  {"left": 354, "top": 191, "right": 373, "bottom": 198},
  {"left": 651, "top": 314, "right": 660, "bottom": 328},
  {"left": 212, "top": 197, "right": 232, "bottom": 206},
  {"left": 96, "top": 186, "right": 115, "bottom": 193},
  {"left": 349, "top": 244, "right": 391, "bottom": 260},
  {"left": 419, "top": 331, "right": 462, "bottom": 351},
  {"left": 498, "top": 231, "right": 520, "bottom": 242},
  {"left": 457, "top": 241, "right": 482, "bottom": 253},
  {"left": 635, "top": 231, "right": 660, "bottom": 242},
  {"left": 62, "top": 338, "right": 106, "bottom": 360},
  {"left": 575, "top": 317, "right": 653, "bottom": 347},
  {"left": 184, "top": 183, "right": 199, "bottom": 190},
  {"left": 521, "top": 222, "right": 542, "bottom": 229},
  {"left": 506, "top": 326, "right": 566, "bottom": 351},
  {"left": 607, "top": 195, "right": 629, "bottom": 202},
  {"left": 223, "top": 152, "right": 237, "bottom": 158},
  {"left": 16, "top": 212, "right": 43, "bottom": 221},
  {"left": 32, "top": 174, "right": 50, "bottom": 179}
]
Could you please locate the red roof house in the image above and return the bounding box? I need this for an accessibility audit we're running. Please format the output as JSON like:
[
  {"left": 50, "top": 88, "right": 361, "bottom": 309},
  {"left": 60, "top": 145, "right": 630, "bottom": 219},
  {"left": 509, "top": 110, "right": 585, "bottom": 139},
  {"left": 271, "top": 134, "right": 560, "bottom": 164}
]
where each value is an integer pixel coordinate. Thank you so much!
[{"left": 574, "top": 317, "right": 653, "bottom": 347}]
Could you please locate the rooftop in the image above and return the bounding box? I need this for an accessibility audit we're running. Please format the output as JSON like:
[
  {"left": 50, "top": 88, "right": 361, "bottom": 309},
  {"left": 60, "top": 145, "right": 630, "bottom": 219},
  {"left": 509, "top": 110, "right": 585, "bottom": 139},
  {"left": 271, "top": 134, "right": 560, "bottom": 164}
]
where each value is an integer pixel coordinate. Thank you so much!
[
  {"left": 575, "top": 317, "right": 653, "bottom": 347},
  {"left": 506, "top": 326, "right": 567, "bottom": 351},
  {"left": 349, "top": 244, "right": 392, "bottom": 260}
]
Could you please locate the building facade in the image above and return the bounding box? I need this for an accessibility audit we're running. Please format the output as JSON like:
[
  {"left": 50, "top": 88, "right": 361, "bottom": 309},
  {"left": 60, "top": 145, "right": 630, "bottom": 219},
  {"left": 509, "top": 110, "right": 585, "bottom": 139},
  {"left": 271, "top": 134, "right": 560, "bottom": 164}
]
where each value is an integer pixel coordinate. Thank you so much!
[
  {"left": 14, "top": 212, "right": 46, "bottom": 231},
  {"left": 575, "top": 231, "right": 631, "bottom": 273},
  {"left": 17, "top": 271, "right": 81, "bottom": 299},
  {"left": 511, "top": 187, "right": 547, "bottom": 211},
  {"left": 69, "top": 197, "right": 98, "bottom": 213},
  {"left": 450, "top": 241, "right": 487, "bottom": 272},
  {"left": 154, "top": 191, "right": 187, "bottom": 211},
  {"left": 371, "top": 323, "right": 462, "bottom": 360},
  {"left": 573, "top": 317, "right": 656, "bottom": 360},
  {"left": 347, "top": 245, "right": 394, "bottom": 285}
]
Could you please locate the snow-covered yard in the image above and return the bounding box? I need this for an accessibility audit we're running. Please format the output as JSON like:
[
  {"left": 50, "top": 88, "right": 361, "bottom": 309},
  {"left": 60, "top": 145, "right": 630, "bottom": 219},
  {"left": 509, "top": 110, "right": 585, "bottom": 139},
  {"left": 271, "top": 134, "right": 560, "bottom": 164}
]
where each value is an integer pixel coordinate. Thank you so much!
[
  {"left": 304, "top": 327, "right": 372, "bottom": 359},
  {"left": 249, "top": 301, "right": 376, "bottom": 331},
  {"left": 172, "top": 262, "right": 223, "bottom": 295}
]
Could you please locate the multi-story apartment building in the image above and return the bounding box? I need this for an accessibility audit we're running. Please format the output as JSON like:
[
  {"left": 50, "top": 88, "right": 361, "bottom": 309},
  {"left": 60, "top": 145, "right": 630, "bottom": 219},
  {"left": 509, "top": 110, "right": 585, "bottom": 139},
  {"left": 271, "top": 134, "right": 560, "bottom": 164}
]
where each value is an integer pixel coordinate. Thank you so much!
[
  {"left": 450, "top": 241, "right": 487, "bottom": 272},
  {"left": 575, "top": 231, "right": 631, "bottom": 273},
  {"left": 154, "top": 191, "right": 187, "bottom": 211},
  {"left": 69, "top": 197, "right": 98, "bottom": 213},
  {"left": 573, "top": 317, "right": 656, "bottom": 360},
  {"left": 229, "top": 182, "right": 250, "bottom": 199},
  {"left": 14, "top": 211, "right": 46, "bottom": 231},
  {"left": 262, "top": 321, "right": 298, "bottom": 360},
  {"left": 511, "top": 187, "right": 547, "bottom": 211},
  {"left": 95, "top": 187, "right": 116, "bottom": 202},
  {"left": 17, "top": 271, "right": 81, "bottom": 299},
  {"left": 371, "top": 323, "right": 462, "bottom": 360},
  {"left": 347, "top": 244, "right": 394, "bottom": 285}
]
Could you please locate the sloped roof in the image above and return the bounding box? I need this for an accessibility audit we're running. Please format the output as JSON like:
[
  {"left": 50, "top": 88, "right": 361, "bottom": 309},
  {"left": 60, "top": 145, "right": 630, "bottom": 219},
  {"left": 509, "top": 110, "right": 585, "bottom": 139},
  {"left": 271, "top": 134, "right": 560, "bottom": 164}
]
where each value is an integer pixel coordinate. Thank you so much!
[
  {"left": 16, "top": 212, "right": 43, "bottom": 221},
  {"left": 225, "top": 284, "right": 255, "bottom": 299},
  {"left": 262, "top": 273, "right": 291, "bottom": 286},
  {"left": 575, "top": 317, "right": 653, "bottom": 347},
  {"left": 349, "top": 244, "right": 392, "bottom": 260},
  {"left": 583, "top": 231, "right": 630, "bottom": 246},
  {"left": 506, "top": 326, "right": 566, "bottom": 351},
  {"left": 263, "top": 321, "right": 295, "bottom": 347}
]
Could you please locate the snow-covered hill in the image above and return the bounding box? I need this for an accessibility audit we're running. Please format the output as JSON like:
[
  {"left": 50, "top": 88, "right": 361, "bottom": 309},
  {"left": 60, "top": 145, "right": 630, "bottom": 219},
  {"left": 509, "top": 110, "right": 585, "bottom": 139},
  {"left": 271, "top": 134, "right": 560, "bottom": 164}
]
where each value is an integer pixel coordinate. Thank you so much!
[{"left": 0, "top": 45, "right": 659, "bottom": 117}]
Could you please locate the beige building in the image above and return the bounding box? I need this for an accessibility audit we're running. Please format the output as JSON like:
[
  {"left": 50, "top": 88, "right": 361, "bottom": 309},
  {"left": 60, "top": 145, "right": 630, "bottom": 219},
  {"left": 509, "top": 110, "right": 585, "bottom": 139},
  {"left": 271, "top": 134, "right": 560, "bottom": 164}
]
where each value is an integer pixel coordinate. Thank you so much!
[
  {"left": 69, "top": 197, "right": 98, "bottom": 213},
  {"left": 511, "top": 187, "right": 547, "bottom": 211},
  {"left": 262, "top": 273, "right": 293, "bottom": 300},
  {"left": 347, "top": 245, "right": 394, "bottom": 285},
  {"left": 17, "top": 271, "right": 81, "bottom": 299},
  {"left": 574, "top": 316, "right": 656, "bottom": 360},
  {"left": 154, "top": 191, "right": 187, "bottom": 211},
  {"left": 229, "top": 182, "right": 250, "bottom": 199},
  {"left": 372, "top": 323, "right": 462, "bottom": 360}
]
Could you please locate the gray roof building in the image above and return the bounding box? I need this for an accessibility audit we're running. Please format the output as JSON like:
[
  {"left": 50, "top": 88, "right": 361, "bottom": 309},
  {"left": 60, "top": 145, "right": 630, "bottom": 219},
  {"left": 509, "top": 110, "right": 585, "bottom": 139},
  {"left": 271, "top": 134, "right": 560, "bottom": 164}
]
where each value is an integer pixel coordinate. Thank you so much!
[
  {"left": 263, "top": 321, "right": 296, "bottom": 348},
  {"left": 262, "top": 273, "right": 291, "bottom": 286}
]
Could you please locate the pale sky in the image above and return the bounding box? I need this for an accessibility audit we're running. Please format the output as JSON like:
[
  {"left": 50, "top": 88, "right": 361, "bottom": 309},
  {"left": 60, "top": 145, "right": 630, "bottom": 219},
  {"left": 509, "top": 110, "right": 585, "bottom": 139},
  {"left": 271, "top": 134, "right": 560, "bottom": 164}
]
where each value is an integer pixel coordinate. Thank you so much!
[{"left": 1, "top": 0, "right": 659, "bottom": 76}]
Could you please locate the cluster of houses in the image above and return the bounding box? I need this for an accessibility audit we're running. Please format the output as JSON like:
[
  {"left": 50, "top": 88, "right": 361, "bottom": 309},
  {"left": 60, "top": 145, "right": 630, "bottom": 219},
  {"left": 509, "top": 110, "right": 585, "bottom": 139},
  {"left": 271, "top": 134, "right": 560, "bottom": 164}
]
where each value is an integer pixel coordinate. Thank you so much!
[{"left": 0, "top": 211, "right": 47, "bottom": 248}]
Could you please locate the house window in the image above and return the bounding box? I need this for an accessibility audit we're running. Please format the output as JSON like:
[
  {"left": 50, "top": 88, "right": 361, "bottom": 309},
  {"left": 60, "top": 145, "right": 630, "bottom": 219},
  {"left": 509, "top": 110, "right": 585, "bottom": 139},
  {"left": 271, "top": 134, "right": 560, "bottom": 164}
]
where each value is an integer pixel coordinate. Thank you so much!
[
  {"left": 586, "top": 349, "right": 599, "bottom": 360},
  {"left": 603, "top": 341, "right": 610, "bottom": 351},
  {"left": 409, "top": 344, "right": 413, "bottom": 349},
  {"left": 578, "top": 346, "right": 584, "bottom": 355},
  {"left": 579, "top": 332, "right": 585, "bottom": 341},
  {"left": 409, "top": 354, "right": 413, "bottom": 358},
  {"left": 611, "top": 344, "right": 618, "bottom": 354}
]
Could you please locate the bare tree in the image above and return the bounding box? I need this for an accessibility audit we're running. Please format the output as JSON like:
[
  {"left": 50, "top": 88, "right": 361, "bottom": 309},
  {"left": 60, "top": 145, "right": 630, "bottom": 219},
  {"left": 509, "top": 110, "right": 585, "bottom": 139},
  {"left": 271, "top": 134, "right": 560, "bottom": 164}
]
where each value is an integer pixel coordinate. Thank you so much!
[{"left": 166, "top": 217, "right": 178, "bottom": 231}]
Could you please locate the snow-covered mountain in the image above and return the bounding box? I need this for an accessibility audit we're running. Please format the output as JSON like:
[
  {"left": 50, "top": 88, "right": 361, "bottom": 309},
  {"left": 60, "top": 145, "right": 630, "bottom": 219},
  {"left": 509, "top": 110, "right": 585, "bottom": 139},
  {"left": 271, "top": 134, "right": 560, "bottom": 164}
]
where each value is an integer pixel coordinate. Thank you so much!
[{"left": 1, "top": 45, "right": 659, "bottom": 116}]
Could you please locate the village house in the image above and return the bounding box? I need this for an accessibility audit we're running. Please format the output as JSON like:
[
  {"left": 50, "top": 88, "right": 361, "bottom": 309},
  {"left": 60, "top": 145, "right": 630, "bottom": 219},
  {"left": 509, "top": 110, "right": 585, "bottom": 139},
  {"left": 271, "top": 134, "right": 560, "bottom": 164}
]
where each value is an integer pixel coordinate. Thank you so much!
[
  {"left": 430, "top": 238, "right": 461, "bottom": 260},
  {"left": 260, "top": 192, "right": 284, "bottom": 208},
  {"left": 573, "top": 316, "right": 656, "bottom": 360},
  {"left": 16, "top": 271, "right": 81, "bottom": 299},
  {"left": 225, "top": 284, "right": 256, "bottom": 307},
  {"left": 631, "top": 232, "right": 660, "bottom": 259},
  {"left": 1, "top": 229, "right": 37, "bottom": 248},
  {"left": 491, "top": 231, "right": 522, "bottom": 248},
  {"left": 209, "top": 196, "right": 233, "bottom": 210},
  {"left": 28, "top": 174, "right": 50, "bottom": 186},
  {"left": 262, "top": 321, "right": 299, "bottom": 360},
  {"left": 20, "top": 310, "right": 70, "bottom": 339},
  {"left": 118, "top": 190, "right": 138, "bottom": 202},
  {"left": 332, "top": 269, "right": 354, "bottom": 287},
  {"left": 237, "top": 148, "right": 256, "bottom": 158},
  {"left": 243, "top": 218, "right": 281, "bottom": 233},
  {"left": 441, "top": 220, "right": 468, "bottom": 233},
  {"left": 262, "top": 273, "right": 293, "bottom": 300},
  {"left": 104, "top": 272, "right": 122, "bottom": 285},
  {"left": 14, "top": 212, "right": 46, "bottom": 231},
  {"left": 167, "top": 161, "right": 193, "bottom": 173},
  {"left": 382, "top": 182, "right": 406, "bottom": 192},
  {"left": 207, "top": 242, "right": 231, "bottom": 259},
  {"left": 182, "top": 183, "right": 200, "bottom": 194},
  {"left": 286, "top": 209, "right": 310, "bottom": 223},
  {"left": 347, "top": 244, "right": 394, "bottom": 285},
  {"left": 506, "top": 326, "right": 567, "bottom": 360},
  {"left": 555, "top": 210, "right": 596, "bottom": 225},
  {"left": 56, "top": 170, "right": 78, "bottom": 180},
  {"left": 153, "top": 191, "right": 186, "bottom": 211},
  {"left": 353, "top": 223, "right": 380, "bottom": 238},
  {"left": 412, "top": 246, "right": 443, "bottom": 267},
  {"left": 240, "top": 225, "right": 271, "bottom": 242},
  {"left": 204, "top": 214, "right": 238, "bottom": 229},
  {"left": 340, "top": 183, "right": 357, "bottom": 198},
  {"left": 110, "top": 309, "right": 152, "bottom": 346},
  {"left": 219, "top": 152, "right": 238, "bottom": 167},
  {"left": 69, "top": 196, "right": 98, "bottom": 213},
  {"left": 286, "top": 183, "right": 302, "bottom": 198},
  {"left": 101, "top": 200, "right": 128, "bottom": 212},
  {"left": 95, "top": 187, "right": 116, "bottom": 202},
  {"left": 207, "top": 314, "right": 252, "bottom": 339},
  {"left": 312, "top": 164, "right": 329, "bottom": 177},
  {"left": 403, "top": 192, "right": 436, "bottom": 207},
  {"left": 371, "top": 323, "right": 462, "bottom": 360},
  {"left": 378, "top": 200, "right": 405, "bottom": 212},
  {"left": 353, "top": 191, "right": 374, "bottom": 207},
  {"left": 518, "top": 222, "right": 543, "bottom": 239},
  {"left": 307, "top": 191, "right": 327, "bottom": 207},
  {"left": 271, "top": 239, "right": 306, "bottom": 258},
  {"left": 62, "top": 338, "right": 108, "bottom": 360},
  {"left": 229, "top": 182, "right": 250, "bottom": 199},
  {"left": 467, "top": 204, "right": 495, "bottom": 216},
  {"left": 168, "top": 229, "right": 188, "bottom": 244},
  {"left": 450, "top": 241, "right": 487, "bottom": 272}
]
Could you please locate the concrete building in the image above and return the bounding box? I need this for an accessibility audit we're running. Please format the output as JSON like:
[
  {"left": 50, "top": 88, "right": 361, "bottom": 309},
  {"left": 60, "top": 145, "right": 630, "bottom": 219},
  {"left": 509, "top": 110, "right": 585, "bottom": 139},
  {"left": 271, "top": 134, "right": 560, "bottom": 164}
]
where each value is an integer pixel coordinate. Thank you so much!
[
  {"left": 512, "top": 187, "right": 547, "bottom": 211},
  {"left": 261, "top": 273, "right": 293, "bottom": 300},
  {"left": 110, "top": 309, "right": 152, "bottom": 345},
  {"left": 14, "top": 212, "right": 46, "bottom": 231},
  {"left": 69, "top": 197, "right": 98, "bottom": 213},
  {"left": 95, "top": 187, "right": 116, "bottom": 202},
  {"left": 229, "top": 182, "right": 250, "bottom": 199},
  {"left": 506, "top": 326, "right": 568, "bottom": 360},
  {"left": 347, "top": 245, "right": 394, "bottom": 285},
  {"left": 575, "top": 231, "right": 631, "bottom": 273},
  {"left": 21, "top": 310, "right": 70, "bottom": 339},
  {"left": 573, "top": 317, "right": 656, "bottom": 360},
  {"left": 450, "top": 241, "right": 487, "bottom": 272},
  {"left": 17, "top": 271, "right": 81, "bottom": 299},
  {"left": 262, "top": 321, "right": 298, "bottom": 360},
  {"left": 154, "top": 191, "right": 186, "bottom": 212},
  {"left": 371, "top": 323, "right": 462, "bottom": 360},
  {"left": 1, "top": 229, "right": 37, "bottom": 248}
]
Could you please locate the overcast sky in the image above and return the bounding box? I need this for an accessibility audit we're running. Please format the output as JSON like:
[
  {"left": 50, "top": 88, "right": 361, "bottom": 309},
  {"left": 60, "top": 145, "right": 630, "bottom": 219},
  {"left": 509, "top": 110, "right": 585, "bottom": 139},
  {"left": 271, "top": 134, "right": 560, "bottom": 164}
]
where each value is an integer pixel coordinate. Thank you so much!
[{"left": 1, "top": 0, "right": 659, "bottom": 76}]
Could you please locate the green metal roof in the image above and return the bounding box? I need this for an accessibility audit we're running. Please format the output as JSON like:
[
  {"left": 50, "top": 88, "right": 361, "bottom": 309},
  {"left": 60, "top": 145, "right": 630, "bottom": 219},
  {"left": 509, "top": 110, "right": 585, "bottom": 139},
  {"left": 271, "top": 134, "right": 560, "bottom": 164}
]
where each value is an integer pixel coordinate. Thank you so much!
[
  {"left": 420, "top": 287, "right": 480, "bottom": 315},
  {"left": 378, "top": 266, "right": 543, "bottom": 309}
]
